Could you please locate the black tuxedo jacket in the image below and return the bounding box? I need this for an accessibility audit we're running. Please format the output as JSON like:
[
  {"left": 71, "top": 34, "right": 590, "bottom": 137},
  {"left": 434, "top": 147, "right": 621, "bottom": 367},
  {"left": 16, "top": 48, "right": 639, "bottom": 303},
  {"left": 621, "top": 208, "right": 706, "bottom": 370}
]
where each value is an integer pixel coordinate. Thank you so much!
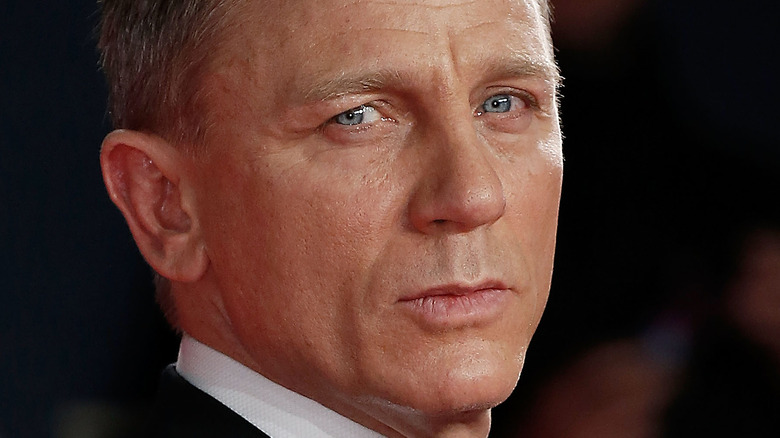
[{"left": 143, "top": 365, "right": 271, "bottom": 437}]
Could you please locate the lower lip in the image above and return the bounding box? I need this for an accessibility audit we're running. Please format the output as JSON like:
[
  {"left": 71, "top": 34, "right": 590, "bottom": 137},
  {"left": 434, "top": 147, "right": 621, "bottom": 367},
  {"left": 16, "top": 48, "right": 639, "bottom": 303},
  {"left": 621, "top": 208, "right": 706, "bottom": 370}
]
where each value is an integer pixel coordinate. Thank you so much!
[{"left": 398, "top": 288, "right": 511, "bottom": 328}]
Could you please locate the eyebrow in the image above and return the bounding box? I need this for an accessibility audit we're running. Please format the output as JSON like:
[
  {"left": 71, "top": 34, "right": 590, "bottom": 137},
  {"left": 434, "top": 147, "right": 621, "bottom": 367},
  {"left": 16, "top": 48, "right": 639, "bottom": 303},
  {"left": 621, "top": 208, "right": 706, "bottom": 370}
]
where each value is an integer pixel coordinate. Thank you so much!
[
  {"left": 301, "top": 54, "right": 560, "bottom": 103},
  {"left": 481, "top": 53, "right": 561, "bottom": 89},
  {"left": 303, "top": 68, "right": 408, "bottom": 102}
]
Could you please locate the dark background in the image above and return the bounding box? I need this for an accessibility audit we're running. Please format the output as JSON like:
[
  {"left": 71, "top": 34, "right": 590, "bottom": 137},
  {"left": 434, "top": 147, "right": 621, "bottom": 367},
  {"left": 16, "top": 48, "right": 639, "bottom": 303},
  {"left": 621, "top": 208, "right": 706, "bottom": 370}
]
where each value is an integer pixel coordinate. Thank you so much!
[
  {"left": 1, "top": 3, "right": 178, "bottom": 437},
  {"left": 1, "top": 0, "right": 777, "bottom": 437}
]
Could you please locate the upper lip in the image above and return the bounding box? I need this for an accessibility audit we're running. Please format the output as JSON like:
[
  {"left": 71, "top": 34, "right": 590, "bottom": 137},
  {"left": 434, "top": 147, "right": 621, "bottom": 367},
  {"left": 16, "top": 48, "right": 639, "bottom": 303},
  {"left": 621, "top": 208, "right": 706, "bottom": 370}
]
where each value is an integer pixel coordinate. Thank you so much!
[{"left": 398, "top": 280, "right": 510, "bottom": 302}]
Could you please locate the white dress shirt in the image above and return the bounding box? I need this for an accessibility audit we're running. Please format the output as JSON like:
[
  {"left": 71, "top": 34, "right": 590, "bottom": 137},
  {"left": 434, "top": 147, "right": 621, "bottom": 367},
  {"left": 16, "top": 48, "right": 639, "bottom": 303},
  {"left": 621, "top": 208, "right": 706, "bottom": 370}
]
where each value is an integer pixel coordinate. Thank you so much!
[{"left": 176, "top": 334, "right": 386, "bottom": 438}]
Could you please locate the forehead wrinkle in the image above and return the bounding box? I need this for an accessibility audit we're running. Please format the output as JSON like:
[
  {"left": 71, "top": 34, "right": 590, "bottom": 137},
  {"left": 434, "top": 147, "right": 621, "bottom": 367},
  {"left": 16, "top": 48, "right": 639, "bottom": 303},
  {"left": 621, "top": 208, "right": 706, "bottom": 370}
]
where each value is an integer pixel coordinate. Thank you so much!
[
  {"left": 325, "top": 0, "right": 484, "bottom": 34},
  {"left": 348, "top": 27, "right": 429, "bottom": 36},
  {"left": 327, "top": 0, "right": 476, "bottom": 16},
  {"left": 349, "top": 0, "right": 478, "bottom": 7},
  {"left": 447, "top": 32, "right": 558, "bottom": 91},
  {"left": 251, "top": 0, "right": 554, "bottom": 102},
  {"left": 299, "top": 41, "right": 558, "bottom": 105}
]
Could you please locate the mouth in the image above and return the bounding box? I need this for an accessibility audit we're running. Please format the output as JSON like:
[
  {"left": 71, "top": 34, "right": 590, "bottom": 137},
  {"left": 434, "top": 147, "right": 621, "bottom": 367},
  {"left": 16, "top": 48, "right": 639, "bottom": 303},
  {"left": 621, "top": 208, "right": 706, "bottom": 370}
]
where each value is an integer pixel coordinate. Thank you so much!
[{"left": 398, "top": 281, "right": 512, "bottom": 328}]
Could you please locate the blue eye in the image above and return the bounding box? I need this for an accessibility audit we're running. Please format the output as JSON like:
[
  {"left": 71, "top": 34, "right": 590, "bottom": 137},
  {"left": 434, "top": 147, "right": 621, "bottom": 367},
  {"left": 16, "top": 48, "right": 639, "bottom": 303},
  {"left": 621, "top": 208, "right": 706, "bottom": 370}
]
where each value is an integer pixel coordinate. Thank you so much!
[
  {"left": 334, "top": 105, "right": 368, "bottom": 125},
  {"left": 482, "top": 94, "right": 513, "bottom": 113}
]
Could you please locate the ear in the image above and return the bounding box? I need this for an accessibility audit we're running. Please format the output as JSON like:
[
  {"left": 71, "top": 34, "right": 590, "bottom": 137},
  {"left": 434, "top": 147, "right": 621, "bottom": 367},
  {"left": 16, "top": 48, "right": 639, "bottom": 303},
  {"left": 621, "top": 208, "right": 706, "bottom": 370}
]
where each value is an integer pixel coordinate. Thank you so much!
[{"left": 100, "top": 129, "right": 208, "bottom": 283}]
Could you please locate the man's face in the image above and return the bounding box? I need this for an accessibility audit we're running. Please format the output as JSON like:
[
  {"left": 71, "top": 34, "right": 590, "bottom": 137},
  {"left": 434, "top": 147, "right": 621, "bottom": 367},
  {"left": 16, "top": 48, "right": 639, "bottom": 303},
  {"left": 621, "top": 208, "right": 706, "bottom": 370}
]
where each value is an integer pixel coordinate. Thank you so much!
[{"left": 190, "top": 0, "right": 561, "bottom": 433}]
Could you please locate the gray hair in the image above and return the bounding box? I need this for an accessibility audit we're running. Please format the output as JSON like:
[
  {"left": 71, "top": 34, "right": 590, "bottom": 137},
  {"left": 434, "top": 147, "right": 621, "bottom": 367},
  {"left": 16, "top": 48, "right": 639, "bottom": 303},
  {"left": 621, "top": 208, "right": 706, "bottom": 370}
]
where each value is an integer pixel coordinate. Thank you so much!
[{"left": 98, "top": 0, "right": 238, "bottom": 146}]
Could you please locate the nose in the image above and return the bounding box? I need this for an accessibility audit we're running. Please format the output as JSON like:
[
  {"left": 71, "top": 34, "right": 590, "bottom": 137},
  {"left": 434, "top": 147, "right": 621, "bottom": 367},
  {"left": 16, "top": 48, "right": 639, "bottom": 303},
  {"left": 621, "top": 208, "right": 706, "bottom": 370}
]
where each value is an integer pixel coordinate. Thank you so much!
[{"left": 407, "top": 122, "right": 507, "bottom": 234}]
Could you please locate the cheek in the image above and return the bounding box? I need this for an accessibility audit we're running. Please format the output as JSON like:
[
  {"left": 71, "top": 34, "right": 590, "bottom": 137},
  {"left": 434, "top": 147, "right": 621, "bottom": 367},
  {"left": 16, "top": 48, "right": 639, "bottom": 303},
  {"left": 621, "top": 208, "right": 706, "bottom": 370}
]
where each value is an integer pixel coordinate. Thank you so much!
[
  {"left": 199, "top": 154, "right": 403, "bottom": 326},
  {"left": 504, "top": 152, "right": 563, "bottom": 283},
  {"left": 212, "top": 161, "right": 416, "bottom": 389},
  {"left": 507, "top": 144, "right": 563, "bottom": 226}
]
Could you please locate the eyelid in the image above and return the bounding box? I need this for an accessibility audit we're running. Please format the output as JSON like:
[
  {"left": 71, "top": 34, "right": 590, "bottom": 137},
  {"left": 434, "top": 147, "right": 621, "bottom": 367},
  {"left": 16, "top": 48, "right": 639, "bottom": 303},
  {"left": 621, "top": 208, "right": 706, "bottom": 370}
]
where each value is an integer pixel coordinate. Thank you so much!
[
  {"left": 518, "top": 89, "right": 541, "bottom": 110},
  {"left": 501, "top": 89, "right": 540, "bottom": 111},
  {"left": 333, "top": 104, "right": 371, "bottom": 122},
  {"left": 475, "top": 90, "right": 538, "bottom": 117},
  {"left": 326, "top": 100, "right": 394, "bottom": 126},
  {"left": 318, "top": 100, "right": 401, "bottom": 145}
]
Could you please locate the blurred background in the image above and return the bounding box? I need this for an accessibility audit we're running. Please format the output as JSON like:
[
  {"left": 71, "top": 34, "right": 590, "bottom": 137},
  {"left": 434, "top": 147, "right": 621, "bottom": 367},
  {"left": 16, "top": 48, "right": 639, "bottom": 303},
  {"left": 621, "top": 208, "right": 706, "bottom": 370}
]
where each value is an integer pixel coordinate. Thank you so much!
[{"left": 1, "top": 0, "right": 777, "bottom": 437}]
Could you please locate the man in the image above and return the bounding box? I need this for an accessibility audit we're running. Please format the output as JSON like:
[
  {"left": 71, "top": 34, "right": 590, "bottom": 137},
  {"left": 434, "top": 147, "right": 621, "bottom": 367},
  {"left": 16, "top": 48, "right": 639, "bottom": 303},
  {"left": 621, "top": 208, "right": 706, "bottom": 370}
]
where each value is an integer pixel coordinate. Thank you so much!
[{"left": 97, "top": 0, "right": 562, "bottom": 436}]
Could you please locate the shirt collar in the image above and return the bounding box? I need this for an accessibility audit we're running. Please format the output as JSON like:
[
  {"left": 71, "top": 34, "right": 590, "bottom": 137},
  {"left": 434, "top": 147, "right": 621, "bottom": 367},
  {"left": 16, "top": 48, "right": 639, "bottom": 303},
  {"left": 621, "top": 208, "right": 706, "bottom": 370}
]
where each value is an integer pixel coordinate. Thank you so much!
[{"left": 176, "top": 334, "right": 386, "bottom": 438}]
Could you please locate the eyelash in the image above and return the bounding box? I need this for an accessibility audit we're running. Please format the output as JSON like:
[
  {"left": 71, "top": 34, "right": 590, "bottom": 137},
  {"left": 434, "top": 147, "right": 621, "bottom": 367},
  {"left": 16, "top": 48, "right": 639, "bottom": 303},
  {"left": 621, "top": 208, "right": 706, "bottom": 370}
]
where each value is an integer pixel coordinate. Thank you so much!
[
  {"left": 319, "top": 102, "right": 396, "bottom": 144},
  {"left": 476, "top": 90, "right": 539, "bottom": 116},
  {"left": 329, "top": 104, "right": 383, "bottom": 126},
  {"left": 323, "top": 89, "right": 539, "bottom": 136}
]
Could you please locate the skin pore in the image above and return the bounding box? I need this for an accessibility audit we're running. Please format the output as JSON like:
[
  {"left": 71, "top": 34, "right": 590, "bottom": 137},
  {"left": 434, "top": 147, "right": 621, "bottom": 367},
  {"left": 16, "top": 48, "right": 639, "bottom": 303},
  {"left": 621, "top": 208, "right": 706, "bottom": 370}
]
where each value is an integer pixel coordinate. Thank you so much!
[{"left": 102, "top": 0, "right": 562, "bottom": 437}]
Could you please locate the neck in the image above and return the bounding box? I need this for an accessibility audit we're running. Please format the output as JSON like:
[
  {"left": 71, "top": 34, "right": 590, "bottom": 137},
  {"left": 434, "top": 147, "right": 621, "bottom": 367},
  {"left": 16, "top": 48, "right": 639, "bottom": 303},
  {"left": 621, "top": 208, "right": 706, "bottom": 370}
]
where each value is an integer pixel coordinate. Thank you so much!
[{"left": 331, "top": 394, "right": 493, "bottom": 438}]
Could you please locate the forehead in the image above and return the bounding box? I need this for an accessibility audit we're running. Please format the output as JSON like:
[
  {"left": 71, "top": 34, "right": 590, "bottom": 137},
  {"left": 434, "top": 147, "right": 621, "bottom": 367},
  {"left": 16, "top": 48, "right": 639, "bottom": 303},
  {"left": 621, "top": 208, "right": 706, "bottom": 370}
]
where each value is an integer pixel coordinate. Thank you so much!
[
  {"left": 204, "top": 0, "right": 554, "bottom": 123},
  {"left": 246, "top": 0, "right": 542, "bottom": 25},
  {"left": 267, "top": 0, "right": 543, "bottom": 31},
  {"left": 224, "top": 0, "right": 551, "bottom": 70}
]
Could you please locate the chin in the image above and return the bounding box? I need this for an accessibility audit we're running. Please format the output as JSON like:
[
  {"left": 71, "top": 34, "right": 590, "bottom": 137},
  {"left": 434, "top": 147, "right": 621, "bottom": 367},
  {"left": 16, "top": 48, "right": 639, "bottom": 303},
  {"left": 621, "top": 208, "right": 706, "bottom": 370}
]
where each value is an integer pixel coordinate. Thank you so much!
[
  {"left": 439, "top": 370, "right": 519, "bottom": 414},
  {"left": 345, "top": 342, "right": 526, "bottom": 437},
  {"left": 351, "top": 310, "right": 534, "bottom": 425},
  {"left": 395, "top": 352, "right": 525, "bottom": 417},
  {"left": 357, "top": 368, "right": 519, "bottom": 438}
]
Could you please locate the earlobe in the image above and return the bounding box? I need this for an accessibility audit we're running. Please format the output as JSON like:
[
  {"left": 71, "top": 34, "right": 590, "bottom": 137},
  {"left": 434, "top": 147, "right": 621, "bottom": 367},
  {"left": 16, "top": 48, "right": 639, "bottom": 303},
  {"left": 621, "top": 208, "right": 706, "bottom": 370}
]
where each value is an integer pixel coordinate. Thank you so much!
[{"left": 100, "top": 130, "right": 208, "bottom": 283}]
